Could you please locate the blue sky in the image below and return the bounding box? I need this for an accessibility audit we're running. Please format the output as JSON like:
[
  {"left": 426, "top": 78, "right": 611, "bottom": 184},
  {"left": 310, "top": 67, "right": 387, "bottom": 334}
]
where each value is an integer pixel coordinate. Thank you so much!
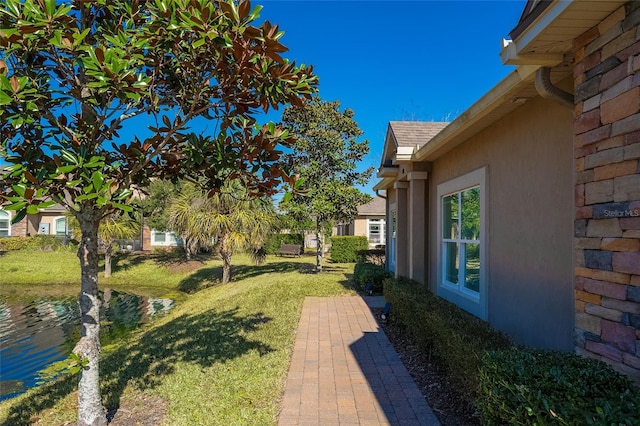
[{"left": 257, "top": 0, "right": 526, "bottom": 195}]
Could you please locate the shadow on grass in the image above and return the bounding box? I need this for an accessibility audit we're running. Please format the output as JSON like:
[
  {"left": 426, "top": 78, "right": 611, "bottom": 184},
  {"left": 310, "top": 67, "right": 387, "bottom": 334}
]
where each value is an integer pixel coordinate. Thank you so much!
[
  {"left": 1, "top": 308, "right": 272, "bottom": 426},
  {"left": 177, "top": 261, "right": 308, "bottom": 293},
  {"left": 106, "top": 252, "right": 148, "bottom": 275}
]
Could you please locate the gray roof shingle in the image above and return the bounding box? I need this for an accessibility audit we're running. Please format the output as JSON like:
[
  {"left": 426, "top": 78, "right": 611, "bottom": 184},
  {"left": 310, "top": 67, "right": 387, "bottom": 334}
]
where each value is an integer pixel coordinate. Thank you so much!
[{"left": 389, "top": 121, "right": 449, "bottom": 149}]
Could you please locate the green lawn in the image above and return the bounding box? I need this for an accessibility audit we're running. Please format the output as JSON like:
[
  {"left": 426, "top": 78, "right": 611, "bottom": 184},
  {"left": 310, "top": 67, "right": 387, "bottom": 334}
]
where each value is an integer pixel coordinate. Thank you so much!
[{"left": 0, "top": 250, "right": 356, "bottom": 425}]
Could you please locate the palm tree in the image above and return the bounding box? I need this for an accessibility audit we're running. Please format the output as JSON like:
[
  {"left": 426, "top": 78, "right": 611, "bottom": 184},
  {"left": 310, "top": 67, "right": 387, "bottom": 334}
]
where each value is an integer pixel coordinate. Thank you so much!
[{"left": 168, "top": 181, "right": 276, "bottom": 282}]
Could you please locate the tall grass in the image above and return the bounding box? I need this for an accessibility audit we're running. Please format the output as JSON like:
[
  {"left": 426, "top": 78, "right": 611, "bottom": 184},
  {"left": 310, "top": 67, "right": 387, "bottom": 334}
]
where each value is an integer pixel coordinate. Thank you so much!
[{"left": 0, "top": 252, "right": 356, "bottom": 425}]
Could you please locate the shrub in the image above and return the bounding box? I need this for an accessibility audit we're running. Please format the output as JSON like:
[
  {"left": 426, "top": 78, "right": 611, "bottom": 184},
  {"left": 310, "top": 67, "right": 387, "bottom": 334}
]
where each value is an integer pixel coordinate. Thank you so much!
[
  {"left": 329, "top": 236, "right": 368, "bottom": 262},
  {"left": 263, "top": 233, "right": 304, "bottom": 255},
  {"left": 0, "top": 235, "right": 66, "bottom": 251},
  {"left": 355, "top": 249, "right": 385, "bottom": 266},
  {"left": 383, "top": 276, "right": 511, "bottom": 401},
  {"left": 353, "top": 262, "right": 391, "bottom": 294},
  {"left": 477, "top": 347, "right": 640, "bottom": 425}
]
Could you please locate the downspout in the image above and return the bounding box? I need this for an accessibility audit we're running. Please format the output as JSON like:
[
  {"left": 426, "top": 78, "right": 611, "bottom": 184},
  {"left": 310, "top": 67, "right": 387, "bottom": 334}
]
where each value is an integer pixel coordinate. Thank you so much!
[
  {"left": 535, "top": 67, "right": 574, "bottom": 109},
  {"left": 375, "top": 189, "right": 387, "bottom": 199}
]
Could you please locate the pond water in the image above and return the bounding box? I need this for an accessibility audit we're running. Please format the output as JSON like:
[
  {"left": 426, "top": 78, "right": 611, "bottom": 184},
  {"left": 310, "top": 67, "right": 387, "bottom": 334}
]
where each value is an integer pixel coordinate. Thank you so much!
[{"left": 0, "top": 289, "right": 174, "bottom": 401}]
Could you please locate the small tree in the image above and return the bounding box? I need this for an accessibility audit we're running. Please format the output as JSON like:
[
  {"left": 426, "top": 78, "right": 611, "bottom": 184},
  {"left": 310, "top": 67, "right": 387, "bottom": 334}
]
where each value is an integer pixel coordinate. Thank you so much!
[
  {"left": 0, "top": 1, "right": 316, "bottom": 424},
  {"left": 280, "top": 98, "right": 372, "bottom": 272},
  {"left": 98, "top": 213, "right": 139, "bottom": 277},
  {"left": 168, "top": 180, "right": 276, "bottom": 282}
]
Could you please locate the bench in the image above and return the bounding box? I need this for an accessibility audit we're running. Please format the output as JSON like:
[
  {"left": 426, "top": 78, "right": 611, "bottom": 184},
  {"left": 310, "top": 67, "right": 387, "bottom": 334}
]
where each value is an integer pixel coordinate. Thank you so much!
[{"left": 278, "top": 244, "right": 302, "bottom": 256}]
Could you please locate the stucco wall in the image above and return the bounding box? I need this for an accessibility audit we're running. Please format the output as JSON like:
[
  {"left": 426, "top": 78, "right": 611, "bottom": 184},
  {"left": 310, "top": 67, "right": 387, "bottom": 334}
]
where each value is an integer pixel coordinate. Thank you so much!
[{"left": 428, "top": 93, "right": 575, "bottom": 350}]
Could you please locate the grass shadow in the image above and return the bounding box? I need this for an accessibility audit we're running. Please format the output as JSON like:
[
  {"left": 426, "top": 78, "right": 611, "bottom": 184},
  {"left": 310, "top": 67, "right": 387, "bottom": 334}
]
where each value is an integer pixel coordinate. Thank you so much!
[
  {"left": 106, "top": 253, "right": 148, "bottom": 275},
  {"left": 177, "top": 261, "right": 307, "bottom": 293},
  {"left": 1, "top": 308, "right": 272, "bottom": 425}
]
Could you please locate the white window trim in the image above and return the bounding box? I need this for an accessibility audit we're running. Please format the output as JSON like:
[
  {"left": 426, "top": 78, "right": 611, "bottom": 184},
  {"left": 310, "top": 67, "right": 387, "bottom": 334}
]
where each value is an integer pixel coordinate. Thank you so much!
[
  {"left": 436, "top": 167, "right": 487, "bottom": 320},
  {"left": 367, "top": 218, "right": 385, "bottom": 246},
  {"left": 150, "top": 230, "right": 179, "bottom": 246},
  {"left": 53, "top": 216, "right": 67, "bottom": 235},
  {"left": 0, "top": 210, "right": 11, "bottom": 237}
]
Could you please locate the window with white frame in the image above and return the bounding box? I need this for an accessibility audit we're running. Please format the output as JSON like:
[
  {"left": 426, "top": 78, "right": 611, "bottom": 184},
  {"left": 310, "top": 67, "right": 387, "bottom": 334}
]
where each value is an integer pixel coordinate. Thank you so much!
[
  {"left": 367, "top": 219, "right": 384, "bottom": 245},
  {"left": 437, "top": 167, "right": 487, "bottom": 320},
  {"left": 54, "top": 217, "right": 67, "bottom": 235},
  {"left": 0, "top": 210, "right": 10, "bottom": 237},
  {"left": 151, "top": 230, "right": 179, "bottom": 246}
]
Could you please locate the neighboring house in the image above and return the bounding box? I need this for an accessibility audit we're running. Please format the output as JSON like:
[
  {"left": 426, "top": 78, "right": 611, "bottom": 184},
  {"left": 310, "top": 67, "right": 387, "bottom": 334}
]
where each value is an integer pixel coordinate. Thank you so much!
[
  {"left": 335, "top": 196, "right": 387, "bottom": 248},
  {"left": 374, "top": 0, "right": 640, "bottom": 381},
  {"left": 141, "top": 225, "right": 181, "bottom": 251},
  {"left": 1, "top": 203, "right": 69, "bottom": 238}
]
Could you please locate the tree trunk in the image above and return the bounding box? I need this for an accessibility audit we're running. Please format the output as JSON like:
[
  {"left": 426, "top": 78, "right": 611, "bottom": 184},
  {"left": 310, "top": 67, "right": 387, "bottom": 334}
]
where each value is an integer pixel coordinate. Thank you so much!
[
  {"left": 220, "top": 235, "right": 232, "bottom": 283},
  {"left": 315, "top": 218, "right": 323, "bottom": 273},
  {"left": 221, "top": 249, "right": 232, "bottom": 283},
  {"left": 104, "top": 245, "right": 112, "bottom": 278},
  {"left": 76, "top": 207, "right": 107, "bottom": 426}
]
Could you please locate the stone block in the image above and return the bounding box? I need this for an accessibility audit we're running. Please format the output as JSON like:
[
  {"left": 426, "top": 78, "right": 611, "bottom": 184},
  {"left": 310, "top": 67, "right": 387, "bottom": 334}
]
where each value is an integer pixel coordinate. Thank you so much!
[
  {"left": 632, "top": 275, "right": 640, "bottom": 287},
  {"left": 613, "top": 252, "right": 640, "bottom": 274},
  {"left": 586, "top": 218, "right": 623, "bottom": 237},
  {"left": 629, "top": 286, "right": 640, "bottom": 302},
  {"left": 576, "top": 312, "right": 602, "bottom": 335},
  {"left": 612, "top": 112, "right": 640, "bottom": 137},
  {"left": 593, "top": 202, "right": 630, "bottom": 218},
  {"left": 584, "top": 50, "right": 602, "bottom": 72},
  {"left": 624, "top": 230, "right": 640, "bottom": 238},
  {"left": 602, "top": 76, "right": 634, "bottom": 103},
  {"left": 602, "top": 297, "right": 640, "bottom": 314},
  {"left": 576, "top": 144, "right": 597, "bottom": 159},
  {"left": 576, "top": 75, "right": 603, "bottom": 103},
  {"left": 592, "top": 269, "right": 631, "bottom": 285},
  {"left": 585, "top": 147, "right": 625, "bottom": 169},
  {"left": 601, "top": 88, "right": 640, "bottom": 124},
  {"left": 602, "top": 29, "right": 638, "bottom": 60},
  {"left": 575, "top": 109, "right": 601, "bottom": 134},
  {"left": 575, "top": 219, "right": 588, "bottom": 237},
  {"left": 583, "top": 125, "right": 612, "bottom": 146},
  {"left": 601, "top": 237, "right": 640, "bottom": 251},
  {"left": 576, "top": 206, "right": 594, "bottom": 219},
  {"left": 585, "top": 180, "right": 615, "bottom": 204},
  {"left": 595, "top": 135, "right": 624, "bottom": 152},
  {"left": 614, "top": 174, "right": 640, "bottom": 201},
  {"left": 585, "top": 249, "right": 613, "bottom": 270},
  {"left": 577, "top": 289, "right": 602, "bottom": 304},
  {"left": 594, "top": 160, "right": 638, "bottom": 180},
  {"left": 599, "top": 6, "right": 626, "bottom": 35},
  {"left": 582, "top": 276, "right": 628, "bottom": 299},
  {"left": 587, "top": 22, "right": 623, "bottom": 56},
  {"left": 601, "top": 61, "right": 630, "bottom": 90},
  {"left": 620, "top": 217, "right": 640, "bottom": 230},
  {"left": 574, "top": 26, "right": 601, "bottom": 51},
  {"left": 576, "top": 299, "right": 586, "bottom": 312},
  {"left": 576, "top": 156, "right": 585, "bottom": 171},
  {"left": 585, "top": 340, "right": 624, "bottom": 362},
  {"left": 577, "top": 237, "right": 601, "bottom": 249},
  {"left": 630, "top": 313, "right": 640, "bottom": 328},
  {"left": 588, "top": 56, "right": 621, "bottom": 81},
  {"left": 623, "top": 354, "right": 640, "bottom": 369},
  {"left": 576, "top": 183, "right": 585, "bottom": 207},
  {"left": 576, "top": 170, "right": 594, "bottom": 184},
  {"left": 583, "top": 94, "right": 602, "bottom": 112},
  {"left": 602, "top": 319, "right": 637, "bottom": 352},
  {"left": 623, "top": 4, "right": 640, "bottom": 31},
  {"left": 586, "top": 303, "right": 624, "bottom": 322}
]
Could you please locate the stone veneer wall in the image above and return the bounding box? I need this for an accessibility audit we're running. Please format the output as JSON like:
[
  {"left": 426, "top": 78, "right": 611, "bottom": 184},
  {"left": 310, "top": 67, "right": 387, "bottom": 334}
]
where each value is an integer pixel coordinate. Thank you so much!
[{"left": 573, "top": 1, "right": 640, "bottom": 381}]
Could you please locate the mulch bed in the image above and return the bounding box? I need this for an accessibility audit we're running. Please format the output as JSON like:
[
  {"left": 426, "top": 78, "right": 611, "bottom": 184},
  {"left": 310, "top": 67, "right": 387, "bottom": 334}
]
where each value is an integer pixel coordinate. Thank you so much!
[{"left": 371, "top": 306, "right": 481, "bottom": 426}]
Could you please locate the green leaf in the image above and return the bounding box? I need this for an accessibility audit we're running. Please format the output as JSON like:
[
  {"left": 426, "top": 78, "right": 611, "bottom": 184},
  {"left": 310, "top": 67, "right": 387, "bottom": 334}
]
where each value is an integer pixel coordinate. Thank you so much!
[
  {"left": 57, "top": 165, "right": 76, "bottom": 173},
  {"left": 0, "top": 90, "right": 12, "bottom": 105},
  {"left": 282, "top": 192, "right": 292, "bottom": 203},
  {"left": 11, "top": 208, "right": 26, "bottom": 224},
  {"left": 26, "top": 204, "right": 39, "bottom": 215},
  {"left": 111, "top": 202, "right": 133, "bottom": 212},
  {"left": 92, "top": 171, "right": 104, "bottom": 191},
  {"left": 11, "top": 184, "right": 26, "bottom": 197},
  {"left": 36, "top": 200, "right": 56, "bottom": 209},
  {"left": 4, "top": 201, "right": 27, "bottom": 211}
]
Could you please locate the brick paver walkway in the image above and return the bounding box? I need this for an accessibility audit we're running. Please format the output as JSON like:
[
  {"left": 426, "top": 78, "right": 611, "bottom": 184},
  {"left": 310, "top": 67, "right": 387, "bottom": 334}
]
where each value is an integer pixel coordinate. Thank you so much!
[{"left": 278, "top": 296, "right": 440, "bottom": 426}]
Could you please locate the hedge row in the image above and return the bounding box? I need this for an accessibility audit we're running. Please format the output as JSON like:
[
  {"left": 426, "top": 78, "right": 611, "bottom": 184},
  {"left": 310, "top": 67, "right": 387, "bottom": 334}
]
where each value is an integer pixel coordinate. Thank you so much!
[
  {"left": 329, "top": 236, "right": 368, "bottom": 262},
  {"left": 0, "top": 235, "right": 69, "bottom": 251},
  {"left": 352, "top": 262, "right": 391, "bottom": 294},
  {"left": 383, "top": 276, "right": 511, "bottom": 400},
  {"left": 383, "top": 275, "right": 640, "bottom": 424}
]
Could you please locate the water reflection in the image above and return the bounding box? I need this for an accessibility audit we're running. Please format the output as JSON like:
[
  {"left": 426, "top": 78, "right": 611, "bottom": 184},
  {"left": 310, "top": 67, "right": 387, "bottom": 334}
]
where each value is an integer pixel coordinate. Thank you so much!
[{"left": 0, "top": 290, "right": 174, "bottom": 401}]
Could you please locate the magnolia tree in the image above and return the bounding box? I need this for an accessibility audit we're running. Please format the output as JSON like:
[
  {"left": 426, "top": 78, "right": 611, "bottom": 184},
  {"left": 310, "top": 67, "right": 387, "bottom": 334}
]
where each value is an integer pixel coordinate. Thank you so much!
[
  {"left": 0, "top": 1, "right": 316, "bottom": 424},
  {"left": 280, "top": 98, "right": 372, "bottom": 272}
]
